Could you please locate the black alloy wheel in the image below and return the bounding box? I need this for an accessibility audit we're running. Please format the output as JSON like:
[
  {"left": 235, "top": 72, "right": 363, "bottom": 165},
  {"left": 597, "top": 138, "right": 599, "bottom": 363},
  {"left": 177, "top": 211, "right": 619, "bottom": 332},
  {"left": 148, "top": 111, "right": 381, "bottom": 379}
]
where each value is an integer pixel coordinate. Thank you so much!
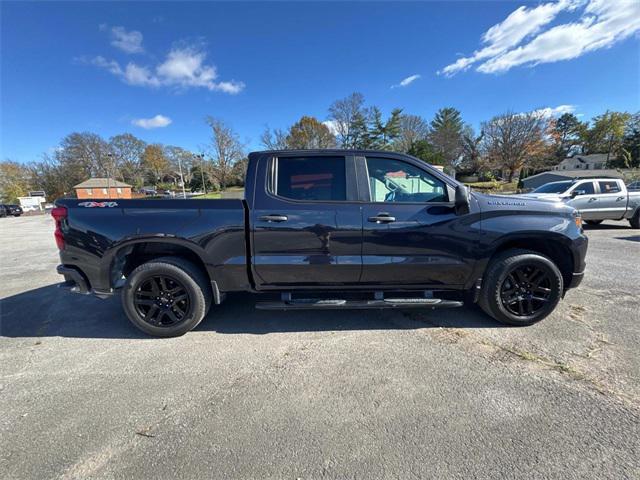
[
  {"left": 133, "top": 275, "right": 191, "bottom": 327},
  {"left": 122, "top": 257, "right": 212, "bottom": 337},
  {"left": 499, "top": 264, "right": 552, "bottom": 317},
  {"left": 478, "top": 248, "right": 563, "bottom": 326}
]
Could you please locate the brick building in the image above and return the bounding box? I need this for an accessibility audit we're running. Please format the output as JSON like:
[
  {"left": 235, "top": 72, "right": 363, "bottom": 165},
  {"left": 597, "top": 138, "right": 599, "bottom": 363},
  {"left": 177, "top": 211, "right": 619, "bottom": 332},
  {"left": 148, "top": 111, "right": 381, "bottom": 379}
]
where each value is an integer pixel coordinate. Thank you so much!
[{"left": 73, "top": 178, "right": 133, "bottom": 199}]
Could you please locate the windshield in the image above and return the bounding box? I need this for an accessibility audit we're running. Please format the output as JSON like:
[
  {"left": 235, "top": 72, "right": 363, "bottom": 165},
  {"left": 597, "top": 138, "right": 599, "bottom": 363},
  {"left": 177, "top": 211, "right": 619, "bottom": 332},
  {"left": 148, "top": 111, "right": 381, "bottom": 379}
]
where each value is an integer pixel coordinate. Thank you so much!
[{"left": 532, "top": 181, "right": 573, "bottom": 193}]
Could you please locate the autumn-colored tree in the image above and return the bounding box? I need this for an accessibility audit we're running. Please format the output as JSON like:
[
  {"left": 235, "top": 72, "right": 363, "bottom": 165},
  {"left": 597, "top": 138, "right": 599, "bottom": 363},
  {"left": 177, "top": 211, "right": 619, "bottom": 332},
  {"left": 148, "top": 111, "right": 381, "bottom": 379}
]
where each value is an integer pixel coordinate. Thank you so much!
[
  {"left": 142, "top": 144, "right": 169, "bottom": 183},
  {"left": 481, "top": 111, "right": 550, "bottom": 182},
  {"left": 0, "top": 161, "right": 31, "bottom": 203},
  {"left": 286, "top": 116, "right": 336, "bottom": 149}
]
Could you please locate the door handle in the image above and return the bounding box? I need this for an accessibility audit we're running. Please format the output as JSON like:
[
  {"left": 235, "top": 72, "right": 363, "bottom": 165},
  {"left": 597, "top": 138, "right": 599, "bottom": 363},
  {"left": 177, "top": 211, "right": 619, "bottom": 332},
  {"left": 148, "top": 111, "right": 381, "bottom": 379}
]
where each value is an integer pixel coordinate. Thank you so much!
[
  {"left": 588, "top": 197, "right": 597, "bottom": 202},
  {"left": 616, "top": 196, "right": 625, "bottom": 201},
  {"left": 368, "top": 213, "right": 396, "bottom": 223},
  {"left": 259, "top": 214, "right": 288, "bottom": 223}
]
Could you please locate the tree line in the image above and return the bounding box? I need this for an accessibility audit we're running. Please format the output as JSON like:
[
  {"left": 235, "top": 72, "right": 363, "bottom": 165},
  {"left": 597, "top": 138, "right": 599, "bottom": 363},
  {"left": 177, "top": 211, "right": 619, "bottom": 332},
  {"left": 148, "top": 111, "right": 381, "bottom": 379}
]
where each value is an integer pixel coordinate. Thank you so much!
[
  {"left": 0, "top": 117, "right": 247, "bottom": 202},
  {"left": 263, "top": 93, "right": 638, "bottom": 183},
  {"left": 1, "top": 92, "right": 638, "bottom": 203}
]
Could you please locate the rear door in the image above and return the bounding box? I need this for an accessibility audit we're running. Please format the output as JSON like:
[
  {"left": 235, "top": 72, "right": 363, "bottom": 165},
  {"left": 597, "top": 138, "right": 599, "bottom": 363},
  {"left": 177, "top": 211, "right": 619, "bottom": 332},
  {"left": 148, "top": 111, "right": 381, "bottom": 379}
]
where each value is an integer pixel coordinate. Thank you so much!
[
  {"left": 595, "top": 180, "right": 627, "bottom": 220},
  {"left": 359, "top": 155, "right": 473, "bottom": 287},
  {"left": 250, "top": 154, "right": 363, "bottom": 288}
]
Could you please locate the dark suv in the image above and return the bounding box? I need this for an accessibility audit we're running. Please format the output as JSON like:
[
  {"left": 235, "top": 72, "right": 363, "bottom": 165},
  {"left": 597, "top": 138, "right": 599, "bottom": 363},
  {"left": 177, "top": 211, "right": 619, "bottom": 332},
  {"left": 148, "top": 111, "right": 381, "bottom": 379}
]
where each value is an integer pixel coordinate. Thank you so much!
[{"left": 0, "top": 204, "right": 23, "bottom": 217}]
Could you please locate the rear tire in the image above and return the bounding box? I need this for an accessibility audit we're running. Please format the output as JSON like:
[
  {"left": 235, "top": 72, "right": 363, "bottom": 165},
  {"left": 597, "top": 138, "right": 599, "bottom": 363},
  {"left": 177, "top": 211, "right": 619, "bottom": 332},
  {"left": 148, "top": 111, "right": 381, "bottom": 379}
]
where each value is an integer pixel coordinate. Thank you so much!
[
  {"left": 630, "top": 210, "right": 640, "bottom": 229},
  {"left": 585, "top": 220, "right": 602, "bottom": 226},
  {"left": 478, "top": 249, "right": 563, "bottom": 326},
  {"left": 122, "top": 257, "right": 212, "bottom": 337}
]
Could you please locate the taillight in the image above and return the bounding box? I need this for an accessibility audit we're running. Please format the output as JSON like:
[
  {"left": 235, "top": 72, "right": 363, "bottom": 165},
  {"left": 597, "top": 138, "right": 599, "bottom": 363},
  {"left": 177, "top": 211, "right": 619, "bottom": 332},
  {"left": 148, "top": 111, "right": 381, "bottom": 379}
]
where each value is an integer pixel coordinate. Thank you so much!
[{"left": 51, "top": 206, "right": 67, "bottom": 250}]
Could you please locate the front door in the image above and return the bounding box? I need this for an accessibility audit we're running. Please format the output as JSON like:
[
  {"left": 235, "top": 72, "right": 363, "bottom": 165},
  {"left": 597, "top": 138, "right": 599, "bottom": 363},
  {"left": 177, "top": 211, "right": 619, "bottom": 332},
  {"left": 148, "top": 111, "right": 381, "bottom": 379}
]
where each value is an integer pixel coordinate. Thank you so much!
[
  {"left": 360, "top": 156, "right": 475, "bottom": 287},
  {"left": 566, "top": 180, "right": 599, "bottom": 220},
  {"left": 251, "top": 154, "right": 363, "bottom": 288}
]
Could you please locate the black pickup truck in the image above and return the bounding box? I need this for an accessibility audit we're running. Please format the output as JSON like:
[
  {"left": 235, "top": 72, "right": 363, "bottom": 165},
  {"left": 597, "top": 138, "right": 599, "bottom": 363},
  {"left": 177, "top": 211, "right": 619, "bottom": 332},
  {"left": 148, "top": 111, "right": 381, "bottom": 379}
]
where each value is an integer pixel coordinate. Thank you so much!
[{"left": 53, "top": 150, "right": 587, "bottom": 337}]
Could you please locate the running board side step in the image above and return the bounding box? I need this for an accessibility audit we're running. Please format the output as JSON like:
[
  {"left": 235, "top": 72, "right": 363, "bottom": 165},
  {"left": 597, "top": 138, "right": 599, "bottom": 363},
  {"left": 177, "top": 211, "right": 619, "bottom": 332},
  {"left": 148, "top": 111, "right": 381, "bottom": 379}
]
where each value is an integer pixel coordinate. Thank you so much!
[{"left": 256, "top": 298, "right": 463, "bottom": 310}]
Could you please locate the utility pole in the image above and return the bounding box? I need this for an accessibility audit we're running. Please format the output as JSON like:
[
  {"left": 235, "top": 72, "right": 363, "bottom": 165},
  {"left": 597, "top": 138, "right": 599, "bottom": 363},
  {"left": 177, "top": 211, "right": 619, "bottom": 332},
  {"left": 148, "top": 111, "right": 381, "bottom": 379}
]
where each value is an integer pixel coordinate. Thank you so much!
[
  {"left": 177, "top": 154, "right": 187, "bottom": 199},
  {"left": 107, "top": 153, "right": 113, "bottom": 197},
  {"left": 195, "top": 153, "right": 207, "bottom": 195}
]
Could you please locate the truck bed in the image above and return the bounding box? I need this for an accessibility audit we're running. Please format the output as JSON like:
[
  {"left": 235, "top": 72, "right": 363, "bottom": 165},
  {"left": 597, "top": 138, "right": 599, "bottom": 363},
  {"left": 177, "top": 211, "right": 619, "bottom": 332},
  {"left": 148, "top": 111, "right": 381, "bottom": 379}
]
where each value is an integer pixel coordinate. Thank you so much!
[{"left": 55, "top": 198, "right": 250, "bottom": 295}]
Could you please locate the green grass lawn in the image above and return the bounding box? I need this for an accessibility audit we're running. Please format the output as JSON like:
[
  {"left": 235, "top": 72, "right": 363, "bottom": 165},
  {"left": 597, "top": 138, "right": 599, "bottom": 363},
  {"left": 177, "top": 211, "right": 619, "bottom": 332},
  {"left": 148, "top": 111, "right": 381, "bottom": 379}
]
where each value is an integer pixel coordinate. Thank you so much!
[{"left": 192, "top": 187, "right": 244, "bottom": 199}]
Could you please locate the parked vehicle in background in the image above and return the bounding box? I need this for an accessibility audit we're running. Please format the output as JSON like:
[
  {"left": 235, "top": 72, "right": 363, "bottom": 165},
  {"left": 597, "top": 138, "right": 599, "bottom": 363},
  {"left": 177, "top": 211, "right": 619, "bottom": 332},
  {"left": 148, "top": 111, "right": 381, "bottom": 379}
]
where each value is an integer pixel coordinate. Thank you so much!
[
  {"left": 140, "top": 187, "right": 158, "bottom": 196},
  {"left": 523, "top": 178, "right": 640, "bottom": 228},
  {"left": 0, "top": 205, "right": 6, "bottom": 218},
  {"left": 0, "top": 204, "right": 23, "bottom": 217},
  {"left": 627, "top": 181, "right": 640, "bottom": 192},
  {"left": 53, "top": 150, "right": 588, "bottom": 337},
  {"left": 18, "top": 195, "right": 46, "bottom": 212}
]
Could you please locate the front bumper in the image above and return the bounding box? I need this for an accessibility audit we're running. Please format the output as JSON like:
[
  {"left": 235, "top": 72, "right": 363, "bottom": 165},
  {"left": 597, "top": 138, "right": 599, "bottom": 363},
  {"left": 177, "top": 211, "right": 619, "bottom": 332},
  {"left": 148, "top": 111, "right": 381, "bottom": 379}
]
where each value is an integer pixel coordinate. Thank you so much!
[{"left": 568, "top": 271, "right": 584, "bottom": 289}]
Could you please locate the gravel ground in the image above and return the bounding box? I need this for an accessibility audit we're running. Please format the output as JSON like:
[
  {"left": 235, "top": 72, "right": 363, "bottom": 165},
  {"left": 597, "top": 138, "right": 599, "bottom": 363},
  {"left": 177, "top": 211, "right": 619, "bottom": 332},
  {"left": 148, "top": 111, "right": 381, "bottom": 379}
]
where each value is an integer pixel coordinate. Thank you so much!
[{"left": 1, "top": 214, "right": 639, "bottom": 479}]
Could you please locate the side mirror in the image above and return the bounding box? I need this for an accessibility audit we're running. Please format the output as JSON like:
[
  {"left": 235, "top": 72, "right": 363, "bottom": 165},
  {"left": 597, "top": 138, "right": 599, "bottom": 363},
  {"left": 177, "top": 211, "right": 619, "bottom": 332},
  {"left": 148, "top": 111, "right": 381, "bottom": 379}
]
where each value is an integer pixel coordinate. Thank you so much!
[
  {"left": 571, "top": 190, "right": 584, "bottom": 198},
  {"left": 454, "top": 184, "right": 470, "bottom": 215}
]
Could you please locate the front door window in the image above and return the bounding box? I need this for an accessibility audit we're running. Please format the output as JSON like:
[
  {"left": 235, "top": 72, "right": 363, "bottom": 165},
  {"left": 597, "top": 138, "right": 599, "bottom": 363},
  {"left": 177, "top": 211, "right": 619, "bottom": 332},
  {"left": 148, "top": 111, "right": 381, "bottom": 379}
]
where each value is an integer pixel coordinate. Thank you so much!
[{"left": 365, "top": 157, "right": 448, "bottom": 203}]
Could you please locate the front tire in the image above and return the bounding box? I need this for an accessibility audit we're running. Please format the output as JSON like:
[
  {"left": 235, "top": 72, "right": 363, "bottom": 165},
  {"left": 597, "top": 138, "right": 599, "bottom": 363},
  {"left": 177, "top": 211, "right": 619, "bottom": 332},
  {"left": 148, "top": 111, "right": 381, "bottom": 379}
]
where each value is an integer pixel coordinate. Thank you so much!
[
  {"left": 630, "top": 210, "right": 640, "bottom": 229},
  {"left": 478, "top": 249, "right": 563, "bottom": 326},
  {"left": 122, "top": 257, "right": 212, "bottom": 337}
]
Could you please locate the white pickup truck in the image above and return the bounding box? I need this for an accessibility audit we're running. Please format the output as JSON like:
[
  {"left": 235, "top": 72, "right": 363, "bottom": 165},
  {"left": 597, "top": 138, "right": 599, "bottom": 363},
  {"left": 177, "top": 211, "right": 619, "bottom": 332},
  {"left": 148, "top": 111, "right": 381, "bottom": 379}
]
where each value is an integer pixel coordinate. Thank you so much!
[{"left": 524, "top": 178, "right": 640, "bottom": 228}]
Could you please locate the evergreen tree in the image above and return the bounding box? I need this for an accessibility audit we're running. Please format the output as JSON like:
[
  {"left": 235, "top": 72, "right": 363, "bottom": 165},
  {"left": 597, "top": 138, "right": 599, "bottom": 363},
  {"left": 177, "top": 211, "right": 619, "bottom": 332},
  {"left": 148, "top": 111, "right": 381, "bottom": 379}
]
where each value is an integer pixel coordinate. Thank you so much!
[
  {"left": 366, "top": 107, "right": 403, "bottom": 150},
  {"left": 429, "top": 107, "right": 464, "bottom": 173}
]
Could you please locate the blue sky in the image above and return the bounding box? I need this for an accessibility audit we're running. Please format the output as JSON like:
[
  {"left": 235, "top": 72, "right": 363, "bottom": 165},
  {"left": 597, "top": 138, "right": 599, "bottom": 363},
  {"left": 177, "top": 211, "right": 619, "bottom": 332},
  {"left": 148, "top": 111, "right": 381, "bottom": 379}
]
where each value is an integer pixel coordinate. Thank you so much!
[{"left": 2, "top": 1, "right": 639, "bottom": 163}]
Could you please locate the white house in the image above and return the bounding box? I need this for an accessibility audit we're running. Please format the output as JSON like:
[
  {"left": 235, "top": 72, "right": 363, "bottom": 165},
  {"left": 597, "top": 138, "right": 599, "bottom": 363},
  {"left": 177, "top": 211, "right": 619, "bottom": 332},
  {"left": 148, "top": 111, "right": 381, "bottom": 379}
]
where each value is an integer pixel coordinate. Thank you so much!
[{"left": 553, "top": 153, "right": 613, "bottom": 171}]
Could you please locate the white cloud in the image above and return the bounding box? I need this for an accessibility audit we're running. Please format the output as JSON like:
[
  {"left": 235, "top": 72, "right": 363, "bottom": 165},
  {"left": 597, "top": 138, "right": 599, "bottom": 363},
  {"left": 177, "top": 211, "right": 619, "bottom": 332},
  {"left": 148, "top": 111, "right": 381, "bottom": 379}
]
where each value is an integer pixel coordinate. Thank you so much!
[
  {"left": 89, "top": 56, "right": 123, "bottom": 76},
  {"left": 132, "top": 114, "right": 172, "bottom": 129},
  {"left": 391, "top": 74, "right": 421, "bottom": 88},
  {"left": 322, "top": 120, "right": 340, "bottom": 135},
  {"left": 156, "top": 47, "right": 218, "bottom": 89},
  {"left": 87, "top": 44, "right": 244, "bottom": 94},
  {"left": 110, "top": 26, "right": 144, "bottom": 54},
  {"left": 531, "top": 104, "right": 576, "bottom": 118},
  {"left": 440, "top": 0, "right": 640, "bottom": 76},
  {"left": 123, "top": 63, "right": 161, "bottom": 87}
]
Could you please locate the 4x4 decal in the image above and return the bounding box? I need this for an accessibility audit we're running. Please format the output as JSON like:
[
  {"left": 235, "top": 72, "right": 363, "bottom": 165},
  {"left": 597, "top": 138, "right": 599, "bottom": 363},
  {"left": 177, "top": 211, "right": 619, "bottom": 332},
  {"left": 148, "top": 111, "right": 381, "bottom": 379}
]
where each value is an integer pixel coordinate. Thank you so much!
[{"left": 78, "top": 201, "right": 119, "bottom": 208}]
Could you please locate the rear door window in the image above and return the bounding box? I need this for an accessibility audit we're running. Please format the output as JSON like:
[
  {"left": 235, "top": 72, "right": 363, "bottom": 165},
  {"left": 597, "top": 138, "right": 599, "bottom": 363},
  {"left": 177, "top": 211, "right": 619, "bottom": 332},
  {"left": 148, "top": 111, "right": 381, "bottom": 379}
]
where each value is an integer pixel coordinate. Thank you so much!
[
  {"left": 598, "top": 181, "right": 621, "bottom": 194},
  {"left": 274, "top": 156, "right": 346, "bottom": 201}
]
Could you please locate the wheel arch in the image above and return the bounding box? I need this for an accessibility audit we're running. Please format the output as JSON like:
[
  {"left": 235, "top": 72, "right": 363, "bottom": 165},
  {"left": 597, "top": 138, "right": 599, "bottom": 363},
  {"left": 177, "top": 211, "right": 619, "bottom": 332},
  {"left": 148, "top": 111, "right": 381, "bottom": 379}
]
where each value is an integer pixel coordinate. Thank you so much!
[
  {"left": 101, "top": 238, "right": 215, "bottom": 297},
  {"left": 486, "top": 235, "right": 575, "bottom": 289}
]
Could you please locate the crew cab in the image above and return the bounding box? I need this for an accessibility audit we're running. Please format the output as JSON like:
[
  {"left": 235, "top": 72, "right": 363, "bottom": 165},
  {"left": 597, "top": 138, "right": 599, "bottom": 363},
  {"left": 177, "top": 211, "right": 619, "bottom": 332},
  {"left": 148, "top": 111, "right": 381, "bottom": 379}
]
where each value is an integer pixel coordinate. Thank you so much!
[
  {"left": 524, "top": 178, "right": 640, "bottom": 228},
  {"left": 53, "top": 150, "right": 588, "bottom": 337}
]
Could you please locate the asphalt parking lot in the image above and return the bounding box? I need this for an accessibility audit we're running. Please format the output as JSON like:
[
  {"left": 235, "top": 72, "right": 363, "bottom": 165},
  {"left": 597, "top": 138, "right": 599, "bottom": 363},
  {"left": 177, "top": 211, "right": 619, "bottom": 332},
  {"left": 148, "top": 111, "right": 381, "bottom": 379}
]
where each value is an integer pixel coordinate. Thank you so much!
[{"left": 1, "top": 214, "right": 639, "bottom": 479}]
